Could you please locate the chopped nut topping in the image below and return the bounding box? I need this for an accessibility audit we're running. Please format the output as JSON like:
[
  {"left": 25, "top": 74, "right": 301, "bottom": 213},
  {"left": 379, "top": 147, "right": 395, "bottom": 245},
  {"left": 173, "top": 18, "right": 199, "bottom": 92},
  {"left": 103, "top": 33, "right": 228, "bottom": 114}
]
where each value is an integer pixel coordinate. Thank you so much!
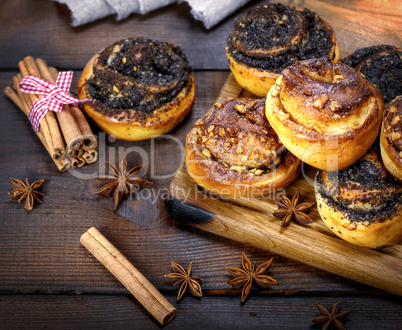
[
  {"left": 133, "top": 66, "right": 138, "bottom": 71},
  {"left": 230, "top": 165, "right": 246, "bottom": 172},
  {"left": 215, "top": 103, "right": 222, "bottom": 108},
  {"left": 389, "top": 106, "right": 397, "bottom": 113},
  {"left": 235, "top": 104, "right": 246, "bottom": 114},
  {"left": 121, "top": 57, "right": 127, "bottom": 64},
  {"left": 260, "top": 137, "right": 266, "bottom": 143},
  {"left": 271, "top": 89, "right": 279, "bottom": 97},
  {"left": 330, "top": 100, "right": 342, "bottom": 112},
  {"left": 202, "top": 148, "right": 212, "bottom": 158},
  {"left": 314, "top": 94, "right": 328, "bottom": 109},
  {"left": 392, "top": 115, "right": 400, "bottom": 126},
  {"left": 112, "top": 85, "right": 120, "bottom": 93},
  {"left": 218, "top": 127, "right": 226, "bottom": 137},
  {"left": 194, "top": 120, "right": 202, "bottom": 127},
  {"left": 333, "top": 74, "right": 344, "bottom": 83},
  {"left": 276, "top": 75, "right": 283, "bottom": 86},
  {"left": 207, "top": 125, "right": 215, "bottom": 133},
  {"left": 347, "top": 223, "right": 357, "bottom": 230},
  {"left": 278, "top": 110, "right": 290, "bottom": 119},
  {"left": 231, "top": 138, "right": 238, "bottom": 144},
  {"left": 249, "top": 168, "right": 257, "bottom": 173},
  {"left": 392, "top": 132, "right": 402, "bottom": 141},
  {"left": 255, "top": 169, "right": 264, "bottom": 176}
]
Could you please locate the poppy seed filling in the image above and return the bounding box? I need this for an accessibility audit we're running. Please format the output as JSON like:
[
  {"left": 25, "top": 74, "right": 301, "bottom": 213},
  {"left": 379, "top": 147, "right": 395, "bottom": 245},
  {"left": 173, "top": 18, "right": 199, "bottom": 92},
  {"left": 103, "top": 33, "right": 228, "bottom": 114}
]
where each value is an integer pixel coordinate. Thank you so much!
[{"left": 227, "top": 4, "right": 336, "bottom": 72}]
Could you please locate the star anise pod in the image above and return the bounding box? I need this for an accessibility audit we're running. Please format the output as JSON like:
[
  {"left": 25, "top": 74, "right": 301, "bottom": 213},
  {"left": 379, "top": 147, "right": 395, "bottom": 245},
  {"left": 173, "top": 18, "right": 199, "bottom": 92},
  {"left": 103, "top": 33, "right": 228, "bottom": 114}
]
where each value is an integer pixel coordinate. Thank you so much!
[
  {"left": 312, "top": 302, "right": 352, "bottom": 330},
  {"left": 272, "top": 189, "right": 315, "bottom": 227},
  {"left": 8, "top": 178, "right": 44, "bottom": 211},
  {"left": 226, "top": 253, "right": 277, "bottom": 302},
  {"left": 94, "top": 156, "right": 152, "bottom": 210},
  {"left": 164, "top": 261, "right": 203, "bottom": 300}
]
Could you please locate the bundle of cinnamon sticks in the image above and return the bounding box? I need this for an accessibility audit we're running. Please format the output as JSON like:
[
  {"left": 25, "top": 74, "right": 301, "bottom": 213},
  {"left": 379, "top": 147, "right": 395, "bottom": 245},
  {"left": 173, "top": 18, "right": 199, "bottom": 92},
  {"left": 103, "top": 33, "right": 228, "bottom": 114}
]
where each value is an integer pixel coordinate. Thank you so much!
[{"left": 3, "top": 56, "right": 98, "bottom": 171}]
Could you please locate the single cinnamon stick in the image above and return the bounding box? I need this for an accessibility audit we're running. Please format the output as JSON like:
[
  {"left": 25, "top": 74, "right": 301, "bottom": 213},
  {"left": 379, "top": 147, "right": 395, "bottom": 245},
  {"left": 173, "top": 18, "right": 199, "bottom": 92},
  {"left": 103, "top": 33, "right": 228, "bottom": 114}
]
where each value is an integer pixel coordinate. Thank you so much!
[
  {"left": 82, "top": 149, "right": 98, "bottom": 164},
  {"left": 23, "top": 56, "right": 66, "bottom": 158},
  {"left": 80, "top": 227, "right": 176, "bottom": 325},
  {"left": 35, "top": 59, "right": 84, "bottom": 151},
  {"left": 68, "top": 147, "right": 84, "bottom": 158},
  {"left": 70, "top": 156, "right": 85, "bottom": 168},
  {"left": 18, "top": 60, "right": 65, "bottom": 160},
  {"left": 69, "top": 105, "right": 97, "bottom": 150},
  {"left": 14, "top": 71, "right": 53, "bottom": 151},
  {"left": 5, "top": 85, "right": 70, "bottom": 172},
  {"left": 4, "top": 86, "right": 24, "bottom": 110}
]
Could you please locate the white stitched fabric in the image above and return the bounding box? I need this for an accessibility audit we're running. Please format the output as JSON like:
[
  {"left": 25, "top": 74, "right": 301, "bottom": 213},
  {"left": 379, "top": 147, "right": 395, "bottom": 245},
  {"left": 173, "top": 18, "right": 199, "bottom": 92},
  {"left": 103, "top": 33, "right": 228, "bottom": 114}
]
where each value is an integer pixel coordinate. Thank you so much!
[{"left": 52, "top": 0, "right": 251, "bottom": 28}]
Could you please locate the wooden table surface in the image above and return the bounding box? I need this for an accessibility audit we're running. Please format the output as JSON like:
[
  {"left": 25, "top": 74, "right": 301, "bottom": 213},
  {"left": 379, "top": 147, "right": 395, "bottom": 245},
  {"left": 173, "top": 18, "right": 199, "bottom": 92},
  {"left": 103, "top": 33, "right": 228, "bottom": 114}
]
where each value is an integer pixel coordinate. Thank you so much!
[{"left": 1, "top": 0, "right": 401, "bottom": 328}]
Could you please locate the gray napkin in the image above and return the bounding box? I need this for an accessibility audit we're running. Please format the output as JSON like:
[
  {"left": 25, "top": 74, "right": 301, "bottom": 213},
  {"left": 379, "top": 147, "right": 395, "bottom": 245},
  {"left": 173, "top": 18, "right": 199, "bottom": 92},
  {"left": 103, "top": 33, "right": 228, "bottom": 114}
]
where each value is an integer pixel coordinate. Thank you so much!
[
  {"left": 184, "top": 0, "right": 251, "bottom": 29},
  {"left": 53, "top": 0, "right": 251, "bottom": 28}
]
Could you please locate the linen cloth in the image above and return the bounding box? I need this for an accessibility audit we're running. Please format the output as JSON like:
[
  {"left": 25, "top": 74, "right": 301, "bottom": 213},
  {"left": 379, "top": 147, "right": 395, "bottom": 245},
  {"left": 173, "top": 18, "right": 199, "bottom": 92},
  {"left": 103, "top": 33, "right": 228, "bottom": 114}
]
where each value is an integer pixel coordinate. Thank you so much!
[{"left": 53, "top": 0, "right": 251, "bottom": 29}]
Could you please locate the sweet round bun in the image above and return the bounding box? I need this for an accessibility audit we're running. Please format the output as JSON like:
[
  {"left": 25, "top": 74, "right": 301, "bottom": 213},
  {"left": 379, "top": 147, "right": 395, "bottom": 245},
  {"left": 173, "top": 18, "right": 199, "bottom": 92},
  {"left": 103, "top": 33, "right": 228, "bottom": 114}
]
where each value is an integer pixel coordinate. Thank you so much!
[
  {"left": 380, "top": 96, "right": 402, "bottom": 181},
  {"left": 226, "top": 3, "right": 339, "bottom": 98},
  {"left": 265, "top": 57, "right": 384, "bottom": 171},
  {"left": 315, "top": 147, "right": 402, "bottom": 249},
  {"left": 185, "top": 98, "right": 301, "bottom": 198},
  {"left": 340, "top": 45, "right": 402, "bottom": 104},
  {"left": 78, "top": 38, "right": 195, "bottom": 141}
]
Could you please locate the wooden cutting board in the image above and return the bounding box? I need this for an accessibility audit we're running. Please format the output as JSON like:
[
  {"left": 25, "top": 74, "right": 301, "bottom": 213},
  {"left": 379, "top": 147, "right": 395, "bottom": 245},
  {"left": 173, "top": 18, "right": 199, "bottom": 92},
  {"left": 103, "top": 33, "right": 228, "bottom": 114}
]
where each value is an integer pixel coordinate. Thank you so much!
[{"left": 165, "top": 74, "right": 402, "bottom": 296}]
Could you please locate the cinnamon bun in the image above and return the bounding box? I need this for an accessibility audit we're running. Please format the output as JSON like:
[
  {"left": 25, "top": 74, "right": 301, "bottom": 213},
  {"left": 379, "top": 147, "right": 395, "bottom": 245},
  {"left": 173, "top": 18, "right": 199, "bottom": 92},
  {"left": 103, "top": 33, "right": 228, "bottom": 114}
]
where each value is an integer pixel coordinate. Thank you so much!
[
  {"left": 315, "top": 147, "right": 402, "bottom": 249},
  {"left": 380, "top": 96, "right": 402, "bottom": 181},
  {"left": 78, "top": 38, "right": 195, "bottom": 141},
  {"left": 185, "top": 98, "right": 301, "bottom": 197},
  {"left": 226, "top": 3, "right": 338, "bottom": 98},
  {"left": 265, "top": 57, "right": 384, "bottom": 171},
  {"left": 340, "top": 45, "right": 402, "bottom": 104}
]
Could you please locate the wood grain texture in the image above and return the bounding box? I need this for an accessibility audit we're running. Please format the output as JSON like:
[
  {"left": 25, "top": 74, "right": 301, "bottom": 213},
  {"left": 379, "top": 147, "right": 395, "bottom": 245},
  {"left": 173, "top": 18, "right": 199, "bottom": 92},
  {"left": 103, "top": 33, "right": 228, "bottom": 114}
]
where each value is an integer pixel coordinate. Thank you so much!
[
  {"left": 0, "top": 294, "right": 401, "bottom": 329},
  {"left": 1, "top": 0, "right": 400, "bottom": 70}
]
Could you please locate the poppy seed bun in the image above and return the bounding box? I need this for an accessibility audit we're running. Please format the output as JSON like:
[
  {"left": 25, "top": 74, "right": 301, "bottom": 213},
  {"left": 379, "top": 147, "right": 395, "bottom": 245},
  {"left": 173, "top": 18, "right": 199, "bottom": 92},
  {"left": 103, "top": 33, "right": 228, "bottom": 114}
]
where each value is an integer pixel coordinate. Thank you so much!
[
  {"left": 78, "top": 38, "right": 195, "bottom": 141},
  {"left": 315, "top": 147, "right": 402, "bottom": 249},
  {"left": 226, "top": 3, "right": 339, "bottom": 97}
]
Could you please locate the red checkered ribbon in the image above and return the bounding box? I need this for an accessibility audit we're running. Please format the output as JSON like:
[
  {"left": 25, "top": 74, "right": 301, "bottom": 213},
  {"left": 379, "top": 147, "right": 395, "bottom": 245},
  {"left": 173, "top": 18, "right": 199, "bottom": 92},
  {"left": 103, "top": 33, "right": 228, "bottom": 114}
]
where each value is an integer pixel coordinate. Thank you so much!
[{"left": 19, "top": 72, "right": 90, "bottom": 134}]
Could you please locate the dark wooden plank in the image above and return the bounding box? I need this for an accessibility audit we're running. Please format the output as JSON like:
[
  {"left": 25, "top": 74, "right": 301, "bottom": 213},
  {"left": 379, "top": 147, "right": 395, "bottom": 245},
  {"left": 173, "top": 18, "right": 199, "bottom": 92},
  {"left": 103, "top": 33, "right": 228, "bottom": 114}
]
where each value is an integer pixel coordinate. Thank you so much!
[
  {"left": 0, "top": 70, "right": 384, "bottom": 295},
  {"left": 1, "top": 0, "right": 401, "bottom": 70},
  {"left": 0, "top": 294, "right": 401, "bottom": 329}
]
